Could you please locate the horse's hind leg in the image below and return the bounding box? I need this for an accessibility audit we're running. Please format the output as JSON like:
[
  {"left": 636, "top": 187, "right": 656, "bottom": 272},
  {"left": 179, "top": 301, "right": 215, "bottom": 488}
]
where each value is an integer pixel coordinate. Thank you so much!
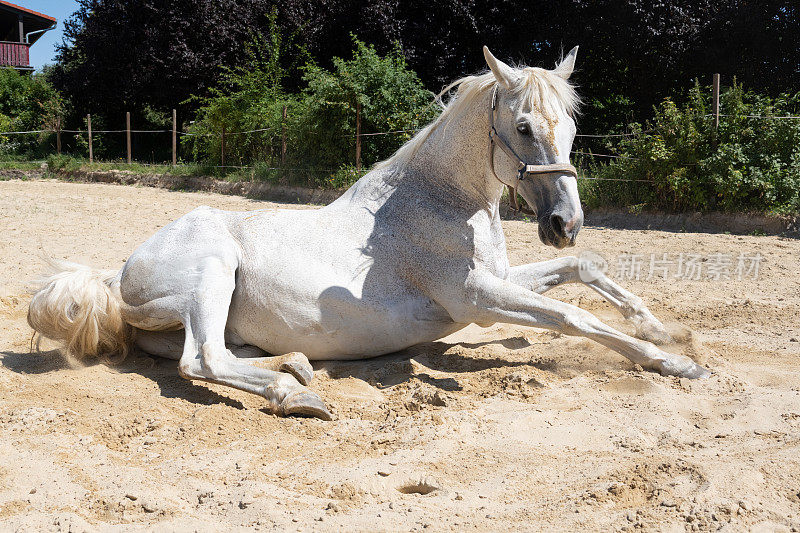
[
  {"left": 134, "top": 329, "right": 184, "bottom": 360},
  {"left": 508, "top": 257, "right": 672, "bottom": 345},
  {"left": 172, "top": 256, "right": 330, "bottom": 419},
  {"left": 134, "top": 330, "right": 314, "bottom": 386},
  {"left": 232, "top": 350, "right": 315, "bottom": 387}
]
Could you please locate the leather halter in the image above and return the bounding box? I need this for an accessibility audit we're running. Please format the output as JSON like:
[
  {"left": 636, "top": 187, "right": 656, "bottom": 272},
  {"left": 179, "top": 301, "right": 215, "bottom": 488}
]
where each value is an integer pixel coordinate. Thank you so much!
[{"left": 488, "top": 85, "right": 578, "bottom": 215}]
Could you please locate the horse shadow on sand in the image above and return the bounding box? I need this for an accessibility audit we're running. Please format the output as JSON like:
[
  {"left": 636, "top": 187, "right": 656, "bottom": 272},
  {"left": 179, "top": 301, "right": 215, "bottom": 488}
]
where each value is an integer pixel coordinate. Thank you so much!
[
  {"left": 0, "top": 347, "right": 245, "bottom": 409},
  {"left": 0, "top": 332, "right": 534, "bottom": 410},
  {"left": 314, "top": 337, "right": 533, "bottom": 392}
]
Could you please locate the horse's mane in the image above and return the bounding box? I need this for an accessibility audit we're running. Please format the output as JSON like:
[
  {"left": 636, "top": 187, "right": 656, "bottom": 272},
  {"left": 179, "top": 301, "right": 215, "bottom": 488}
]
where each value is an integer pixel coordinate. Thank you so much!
[{"left": 375, "top": 66, "right": 580, "bottom": 172}]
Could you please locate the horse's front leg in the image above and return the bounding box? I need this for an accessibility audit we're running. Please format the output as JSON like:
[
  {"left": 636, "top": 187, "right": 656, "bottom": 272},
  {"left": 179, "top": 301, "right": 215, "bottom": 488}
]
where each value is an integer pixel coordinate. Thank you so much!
[
  {"left": 447, "top": 272, "right": 710, "bottom": 378},
  {"left": 507, "top": 257, "right": 671, "bottom": 345}
]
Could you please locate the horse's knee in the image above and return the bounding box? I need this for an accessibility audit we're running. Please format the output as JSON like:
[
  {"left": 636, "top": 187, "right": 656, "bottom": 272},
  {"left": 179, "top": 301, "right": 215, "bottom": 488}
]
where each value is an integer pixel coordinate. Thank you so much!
[
  {"left": 562, "top": 256, "right": 580, "bottom": 271},
  {"left": 178, "top": 358, "right": 198, "bottom": 380},
  {"left": 197, "top": 342, "right": 234, "bottom": 379},
  {"left": 558, "top": 308, "right": 600, "bottom": 337},
  {"left": 178, "top": 342, "right": 229, "bottom": 380}
]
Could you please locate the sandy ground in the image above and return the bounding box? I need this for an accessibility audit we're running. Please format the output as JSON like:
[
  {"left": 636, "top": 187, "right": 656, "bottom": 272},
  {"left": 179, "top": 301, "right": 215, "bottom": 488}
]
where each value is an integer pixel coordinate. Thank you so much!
[{"left": 0, "top": 179, "right": 799, "bottom": 532}]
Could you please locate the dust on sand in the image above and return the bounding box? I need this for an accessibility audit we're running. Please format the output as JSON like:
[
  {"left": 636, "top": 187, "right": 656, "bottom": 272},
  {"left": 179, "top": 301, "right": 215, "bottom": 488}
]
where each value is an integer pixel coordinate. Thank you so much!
[{"left": 1, "top": 179, "right": 799, "bottom": 532}]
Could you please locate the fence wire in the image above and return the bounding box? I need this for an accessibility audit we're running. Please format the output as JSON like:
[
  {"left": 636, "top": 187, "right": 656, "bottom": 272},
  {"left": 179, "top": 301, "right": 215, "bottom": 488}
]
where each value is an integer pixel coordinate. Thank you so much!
[
  {"left": 0, "top": 124, "right": 650, "bottom": 182},
  {"left": 571, "top": 150, "right": 638, "bottom": 160},
  {"left": 0, "top": 126, "right": 650, "bottom": 138},
  {"left": 16, "top": 109, "right": 793, "bottom": 184},
  {"left": 705, "top": 113, "right": 800, "bottom": 120},
  {"left": 121, "top": 161, "right": 653, "bottom": 181}
]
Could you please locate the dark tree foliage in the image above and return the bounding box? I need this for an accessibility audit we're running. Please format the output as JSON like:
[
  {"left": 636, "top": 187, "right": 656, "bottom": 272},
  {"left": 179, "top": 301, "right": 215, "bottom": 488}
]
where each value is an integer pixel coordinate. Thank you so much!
[
  {"left": 52, "top": 0, "right": 798, "bottom": 144},
  {"left": 276, "top": 0, "right": 799, "bottom": 135},
  {"left": 52, "top": 0, "right": 275, "bottom": 125}
]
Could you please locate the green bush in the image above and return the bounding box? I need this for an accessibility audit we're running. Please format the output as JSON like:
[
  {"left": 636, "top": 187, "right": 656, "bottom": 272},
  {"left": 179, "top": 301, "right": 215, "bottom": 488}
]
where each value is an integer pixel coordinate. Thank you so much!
[
  {"left": 186, "top": 29, "right": 437, "bottom": 188},
  {"left": 291, "top": 37, "right": 437, "bottom": 180},
  {"left": 183, "top": 11, "right": 301, "bottom": 168},
  {"left": 584, "top": 81, "right": 800, "bottom": 214},
  {"left": 0, "top": 68, "right": 63, "bottom": 156},
  {"left": 325, "top": 164, "right": 366, "bottom": 189},
  {"left": 46, "top": 154, "right": 82, "bottom": 172}
]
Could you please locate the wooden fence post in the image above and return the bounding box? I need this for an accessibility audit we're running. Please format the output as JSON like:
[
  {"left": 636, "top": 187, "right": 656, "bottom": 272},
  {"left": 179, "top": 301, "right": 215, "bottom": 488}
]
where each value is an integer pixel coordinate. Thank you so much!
[
  {"left": 713, "top": 73, "right": 720, "bottom": 130},
  {"left": 56, "top": 117, "right": 61, "bottom": 155},
  {"left": 126, "top": 111, "right": 132, "bottom": 164},
  {"left": 355, "top": 101, "right": 362, "bottom": 171},
  {"left": 220, "top": 125, "right": 226, "bottom": 168},
  {"left": 281, "top": 105, "right": 287, "bottom": 165},
  {"left": 87, "top": 114, "right": 93, "bottom": 163},
  {"left": 172, "top": 109, "right": 177, "bottom": 166}
]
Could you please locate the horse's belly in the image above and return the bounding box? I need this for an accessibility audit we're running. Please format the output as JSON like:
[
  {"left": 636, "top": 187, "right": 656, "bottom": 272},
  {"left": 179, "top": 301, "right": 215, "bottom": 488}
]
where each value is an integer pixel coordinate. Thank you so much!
[{"left": 227, "top": 281, "right": 462, "bottom": 360}]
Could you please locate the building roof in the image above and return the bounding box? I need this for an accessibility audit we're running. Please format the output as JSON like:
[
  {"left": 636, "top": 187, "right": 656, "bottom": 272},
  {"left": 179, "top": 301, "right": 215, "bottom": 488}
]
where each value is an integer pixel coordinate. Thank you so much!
[{"left": 0, "top": 1, "right": 56, "bottom": 23}]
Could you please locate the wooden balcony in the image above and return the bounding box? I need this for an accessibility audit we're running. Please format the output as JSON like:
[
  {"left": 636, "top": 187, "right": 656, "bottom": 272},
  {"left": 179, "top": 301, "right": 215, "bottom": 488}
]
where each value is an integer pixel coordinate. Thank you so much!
[{"left": 0, "top": 41, "right": 30, "bottom": 69}]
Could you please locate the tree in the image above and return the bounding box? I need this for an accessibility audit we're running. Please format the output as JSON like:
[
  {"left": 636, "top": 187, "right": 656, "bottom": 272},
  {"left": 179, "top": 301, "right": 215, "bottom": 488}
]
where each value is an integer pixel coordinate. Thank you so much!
[
  {"left": 51, "top": 0, "right": 277, "bottom": 130},
  {"left": 294, "top": 38, "right": 437, "bottom": 175},
  {"left": 186, "top": 36, "right": 437, "bottom": 187},
  {"left": 0, "top": 68, "right": 62, "bottom": 155},
  {"left": 184, "top": 10, "right": 301, "bottom": 166},
  {"left": 49, "top": 0, "right": 800, "bottom": 161},
  {"left": 275, "top": 0, "right": 799, "bottom": 135}
]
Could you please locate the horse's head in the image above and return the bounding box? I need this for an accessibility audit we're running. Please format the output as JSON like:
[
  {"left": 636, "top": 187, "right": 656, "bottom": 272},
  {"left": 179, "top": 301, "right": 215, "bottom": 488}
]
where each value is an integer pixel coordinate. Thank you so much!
[{"left": 483, "top": 46, "right": 582, "bottom": 249}]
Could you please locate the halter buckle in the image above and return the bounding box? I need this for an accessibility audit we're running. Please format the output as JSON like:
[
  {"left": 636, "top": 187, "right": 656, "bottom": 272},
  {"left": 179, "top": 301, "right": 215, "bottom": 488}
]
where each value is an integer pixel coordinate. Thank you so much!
[{"left": 517, "top": 165, "right": 527, "bottom": 183}]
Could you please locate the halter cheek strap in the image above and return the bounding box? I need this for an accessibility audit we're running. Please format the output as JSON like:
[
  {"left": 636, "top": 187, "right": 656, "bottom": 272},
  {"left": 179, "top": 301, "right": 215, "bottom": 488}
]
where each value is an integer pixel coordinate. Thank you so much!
[{"left": 488, "top": 85, "right": 578, "bottom": 215}]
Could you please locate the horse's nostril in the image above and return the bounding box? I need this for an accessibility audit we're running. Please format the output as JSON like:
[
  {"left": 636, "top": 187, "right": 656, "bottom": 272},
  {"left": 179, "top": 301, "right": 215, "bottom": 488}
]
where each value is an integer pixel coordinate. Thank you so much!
[{"left": 550, "top": 214, "right": 566, "bottom": 237}]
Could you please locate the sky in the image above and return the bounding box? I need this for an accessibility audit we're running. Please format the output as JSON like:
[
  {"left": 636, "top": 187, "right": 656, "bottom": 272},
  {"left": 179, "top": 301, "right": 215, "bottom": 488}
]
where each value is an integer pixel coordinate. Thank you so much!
[{"left": 15, "top": 0, "right": 80, "bottom": 71}]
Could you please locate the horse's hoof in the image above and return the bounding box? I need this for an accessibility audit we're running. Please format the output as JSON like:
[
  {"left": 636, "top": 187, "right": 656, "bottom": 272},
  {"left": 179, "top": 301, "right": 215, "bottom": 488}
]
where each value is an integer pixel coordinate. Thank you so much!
[
  {"left": 281, "top": 389, "right": 332, "bottom": 421},
  {"left": 280, "top": 354, "right": 314, "bottom": 386},
  {"left": 634, "top": 318, "right": 673, "bottom": 346},
  {"left": 658, "top": 357, "right": 712, "bottom": 380},
  {"left": 681, "top": 362, "right": 712, "bottom": 380}
]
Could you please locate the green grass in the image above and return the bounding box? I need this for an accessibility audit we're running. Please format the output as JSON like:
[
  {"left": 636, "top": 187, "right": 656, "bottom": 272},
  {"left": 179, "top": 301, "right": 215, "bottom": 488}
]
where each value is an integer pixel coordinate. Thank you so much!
[
  {"left": 0, "top": 151, "right": 352, "bottom": 190},
  {"left": 44, "top": 154, "right": 219, "bottom": 176},
  {"left": 0, "top": 151, "right": 46, "bottom": 171},
  {"left": 0, "top": 160, "right": 44, "bottom": 171},
  {"left": 0, "top": 154, "right": 333, "bottom": 188}
]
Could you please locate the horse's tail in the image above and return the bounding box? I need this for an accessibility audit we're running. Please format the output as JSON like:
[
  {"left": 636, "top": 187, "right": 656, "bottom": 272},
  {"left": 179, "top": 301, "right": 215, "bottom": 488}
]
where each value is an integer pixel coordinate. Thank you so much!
[{"left": 27, "top": 258, "right": 131, "bottom": 363}]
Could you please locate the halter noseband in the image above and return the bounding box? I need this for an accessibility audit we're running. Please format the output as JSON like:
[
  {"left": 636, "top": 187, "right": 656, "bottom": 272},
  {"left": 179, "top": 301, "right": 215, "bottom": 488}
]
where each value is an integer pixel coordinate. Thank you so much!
[{"left": 488, "top": 85, "right": 578, "bottom": 215}]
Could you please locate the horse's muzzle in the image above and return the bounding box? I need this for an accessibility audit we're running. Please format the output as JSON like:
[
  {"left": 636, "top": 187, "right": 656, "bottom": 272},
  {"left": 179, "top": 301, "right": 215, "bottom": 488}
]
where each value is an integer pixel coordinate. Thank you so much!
[{"left": 538, "top": 210, "right": 582, "bottom": 249}]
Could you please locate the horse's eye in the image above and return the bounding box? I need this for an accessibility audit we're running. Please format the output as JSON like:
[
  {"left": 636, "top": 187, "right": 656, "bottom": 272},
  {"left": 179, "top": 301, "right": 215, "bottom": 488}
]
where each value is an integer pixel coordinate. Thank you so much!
[{"left": 517, "top": 123, "right": 531, "bottom": 135}]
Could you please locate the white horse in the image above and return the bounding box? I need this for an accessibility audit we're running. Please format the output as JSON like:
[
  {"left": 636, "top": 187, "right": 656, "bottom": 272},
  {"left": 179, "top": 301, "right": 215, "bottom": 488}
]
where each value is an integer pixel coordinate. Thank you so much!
[{"left": 28, "top": 47, "right": 709, "bottom": 421}]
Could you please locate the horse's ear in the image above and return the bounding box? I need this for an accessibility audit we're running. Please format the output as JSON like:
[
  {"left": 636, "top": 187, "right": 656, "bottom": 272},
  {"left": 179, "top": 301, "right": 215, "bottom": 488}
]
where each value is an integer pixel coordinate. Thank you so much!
[
  {"left": 553, "top": 46, "right": 578, "bottom": 80},
  {"left": 483, "top": 46, "right": 518, "bottom": 89}
]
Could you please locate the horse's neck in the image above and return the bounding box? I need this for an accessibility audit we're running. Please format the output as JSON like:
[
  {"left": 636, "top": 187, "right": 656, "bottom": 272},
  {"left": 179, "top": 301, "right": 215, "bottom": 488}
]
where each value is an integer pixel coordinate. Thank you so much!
[
  {"left": 406, "top": 95, "right": 504, "bottom": 211},
  {"left": 345, "top": 93, "right": 503, "bottom": 216},
  {"left": 335, "top": 91, "right": 505, "bottom": 224}
]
